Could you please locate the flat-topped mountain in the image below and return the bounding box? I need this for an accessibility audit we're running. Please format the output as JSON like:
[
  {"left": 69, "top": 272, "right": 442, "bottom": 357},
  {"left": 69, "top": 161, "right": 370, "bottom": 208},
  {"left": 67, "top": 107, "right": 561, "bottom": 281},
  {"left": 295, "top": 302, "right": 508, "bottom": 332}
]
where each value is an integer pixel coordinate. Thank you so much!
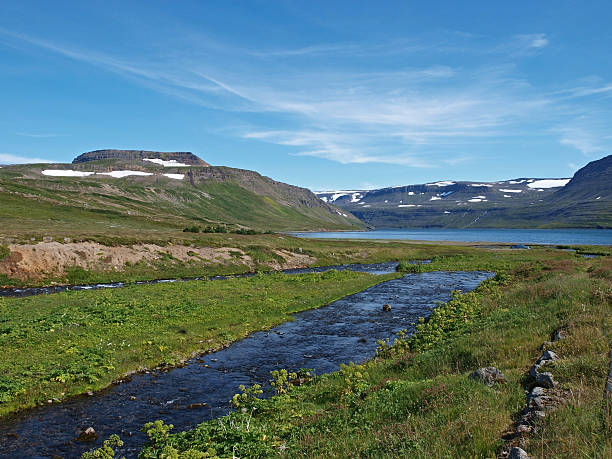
[
  {"left": 0, "top": 151, "right": 363, "bottom": 233},
  {"left": 73, "top": 149, "right": 210, "bottom": 166}
]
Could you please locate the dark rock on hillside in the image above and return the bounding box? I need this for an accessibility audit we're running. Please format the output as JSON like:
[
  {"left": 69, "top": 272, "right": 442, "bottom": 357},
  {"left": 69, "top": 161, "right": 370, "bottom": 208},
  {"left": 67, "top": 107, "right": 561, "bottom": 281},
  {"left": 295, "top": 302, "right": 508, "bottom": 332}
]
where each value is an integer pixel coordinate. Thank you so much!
[
  {"left": 552, "top": 154, "right": 612, "bottom": 201},
  {"left": 73, "top": 149, "right": 210, "bottom": 166}
]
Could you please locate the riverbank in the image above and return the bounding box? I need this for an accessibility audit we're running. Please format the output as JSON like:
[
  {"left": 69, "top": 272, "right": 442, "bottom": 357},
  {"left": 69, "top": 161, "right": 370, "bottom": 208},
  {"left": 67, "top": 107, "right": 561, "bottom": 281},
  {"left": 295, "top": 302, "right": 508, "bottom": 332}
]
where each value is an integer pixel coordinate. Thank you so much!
[
  {"left": 135, "top": 253, "right": 612, "bottom": 457},
  {"left": 0, "top": 270, "right": 398, "bottom": 417},
  {"left": 2, "top": 233, "right": 607, "bottom": 288}
]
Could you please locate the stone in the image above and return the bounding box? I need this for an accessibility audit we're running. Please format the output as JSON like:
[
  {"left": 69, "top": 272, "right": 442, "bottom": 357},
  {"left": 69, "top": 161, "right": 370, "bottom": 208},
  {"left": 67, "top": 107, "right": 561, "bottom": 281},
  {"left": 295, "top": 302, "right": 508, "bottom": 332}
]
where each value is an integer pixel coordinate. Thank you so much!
[
  {"left": 508, "top": 446, "right": 529, "bottom": 459},
  {"left": 528, "top": 396, "right": 545, "bottom": 410},
  {"left": 528, "top": 364, "right": 540, "bottom": 379},
  {"left": 78, "top": 427, "right": 97, "bottom": 442},
  {"left": 539, "top": 341, "right": 552, "bottom": 350},
  {"left": 382, "top": 304, "right": 392, "bottom": 312},
  {"left": 551, "top": 329, "right": 566, "bottom": 342},
  {"left": 188, "top": 403, "right": 208, "bottom": 409},
  {"left": 528, "top": 386, "right": 546, "bottom": 399},
  {"left": 534, "top": 372, "right": 556, "bottom": 389},
  {"left": 516, "top": 424, "right": 533, "bottom": 434},
  {"left": 469, "top": 367, "right": 506, "bottom": 386},
  {"left": 536, "top": 350, "right": 560, "bottom": 365}
]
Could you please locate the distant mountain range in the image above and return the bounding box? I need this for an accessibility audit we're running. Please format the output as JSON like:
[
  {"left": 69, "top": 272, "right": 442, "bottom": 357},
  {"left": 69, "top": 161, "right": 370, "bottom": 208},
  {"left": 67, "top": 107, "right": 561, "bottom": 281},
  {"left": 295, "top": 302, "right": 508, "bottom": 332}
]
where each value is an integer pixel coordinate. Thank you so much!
[
  {"left": 0, "top": 150, "right": 363, "bottom": 234},
  {"left": 316, "top": 155, "right": 612, "bottom": 228}
]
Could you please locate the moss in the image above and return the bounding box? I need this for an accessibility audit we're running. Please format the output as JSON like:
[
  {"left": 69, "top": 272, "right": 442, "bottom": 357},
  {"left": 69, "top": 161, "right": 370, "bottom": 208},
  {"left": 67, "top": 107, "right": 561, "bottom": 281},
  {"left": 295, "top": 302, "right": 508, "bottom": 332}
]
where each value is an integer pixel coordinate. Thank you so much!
[{"left": 0, "top": 245, "right": 9, "bottom": 262}]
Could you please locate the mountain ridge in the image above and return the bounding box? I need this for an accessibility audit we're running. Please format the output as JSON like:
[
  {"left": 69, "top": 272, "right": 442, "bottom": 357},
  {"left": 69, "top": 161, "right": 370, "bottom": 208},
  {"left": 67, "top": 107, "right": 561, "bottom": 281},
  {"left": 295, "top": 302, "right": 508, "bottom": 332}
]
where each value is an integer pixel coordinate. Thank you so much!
[{"left": 315, "top": 155, "right": 611, "bottom": 228}]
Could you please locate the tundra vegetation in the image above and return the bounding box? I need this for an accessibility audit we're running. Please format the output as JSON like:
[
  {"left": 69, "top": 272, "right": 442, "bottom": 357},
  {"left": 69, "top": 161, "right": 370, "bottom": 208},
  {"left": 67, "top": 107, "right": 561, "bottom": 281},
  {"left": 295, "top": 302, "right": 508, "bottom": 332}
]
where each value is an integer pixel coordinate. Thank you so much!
[
  {"left": 0, "top": 270, "right": 398, "bottom": 416},
  {"left": 0, "top": 237, "right": 609, "bottom": 458},
  {"left": 130, "top": 252, "right": 611, "bottom": 458}
]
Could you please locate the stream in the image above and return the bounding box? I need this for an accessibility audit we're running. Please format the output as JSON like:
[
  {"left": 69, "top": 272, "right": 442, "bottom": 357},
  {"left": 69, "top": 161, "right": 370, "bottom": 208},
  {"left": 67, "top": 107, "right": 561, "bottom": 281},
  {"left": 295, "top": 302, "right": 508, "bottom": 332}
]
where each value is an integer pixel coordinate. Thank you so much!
[
  {"left": 0, "top": 261, "right": 404, "bottom": 299},
  {"left": 0, "top": 265, "right": 493, "bottom": 458}
]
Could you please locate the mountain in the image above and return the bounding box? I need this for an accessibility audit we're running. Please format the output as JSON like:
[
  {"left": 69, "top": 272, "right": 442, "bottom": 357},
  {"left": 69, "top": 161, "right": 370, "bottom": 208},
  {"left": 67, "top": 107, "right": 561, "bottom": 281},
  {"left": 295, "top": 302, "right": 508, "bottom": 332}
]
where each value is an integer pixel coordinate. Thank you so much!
[
  {"left": 0, "top": 150, "right": 363, "bottom": 238},
  {"left": 551, "top": 154, "right": 612, "bottom": 202},
  {"left": 316, "top": 155, "right": 612, "bottom": 228},
  {"left": 73, "top": 149, "right": 210, "bottom": 166}
]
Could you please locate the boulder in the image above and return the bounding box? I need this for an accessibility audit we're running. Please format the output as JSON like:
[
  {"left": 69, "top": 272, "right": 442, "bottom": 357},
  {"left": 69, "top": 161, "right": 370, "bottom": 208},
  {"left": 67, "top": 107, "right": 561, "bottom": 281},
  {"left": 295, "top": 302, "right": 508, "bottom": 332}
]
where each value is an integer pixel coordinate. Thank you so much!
[
  {"left": 551, "top": 329, "right": 566, "bottom": 342},
  {"left": 77, "top": 427, "right": 97, "bottom": 442},
  {"left": 508, "top": 447, "right": 529, "bottom": 459},
  {"left": 534, "top": 372, "right": 556, "bottom": 389},
  {"left": 469, "top": 367, "right": 506, "bottom": 386},
  {"left": 536, "top": 350, "right": 559, "bottom": 365}
]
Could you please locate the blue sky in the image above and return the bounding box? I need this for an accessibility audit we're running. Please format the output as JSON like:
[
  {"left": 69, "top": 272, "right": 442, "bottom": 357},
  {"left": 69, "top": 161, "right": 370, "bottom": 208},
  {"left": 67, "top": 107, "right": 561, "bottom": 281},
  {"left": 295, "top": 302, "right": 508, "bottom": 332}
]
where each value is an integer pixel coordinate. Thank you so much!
[{"left": 1, "top": 1, "right": 611, "bottom": 190}]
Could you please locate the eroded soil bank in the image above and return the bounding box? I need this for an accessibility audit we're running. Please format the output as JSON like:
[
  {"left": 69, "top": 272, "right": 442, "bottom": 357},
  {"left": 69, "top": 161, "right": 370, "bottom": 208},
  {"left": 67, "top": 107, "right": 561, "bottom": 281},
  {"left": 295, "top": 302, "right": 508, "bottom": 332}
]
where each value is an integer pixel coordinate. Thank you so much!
[{"left": 0, "top": 241, "right": 315, "bottom": 283}]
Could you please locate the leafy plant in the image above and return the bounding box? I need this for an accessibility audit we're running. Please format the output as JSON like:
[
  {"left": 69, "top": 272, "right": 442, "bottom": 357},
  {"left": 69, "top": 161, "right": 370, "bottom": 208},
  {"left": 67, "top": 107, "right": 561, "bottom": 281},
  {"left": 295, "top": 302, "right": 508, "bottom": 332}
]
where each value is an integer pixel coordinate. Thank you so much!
[
  {"left": 230, "top": 384, "right": 263, "bottom": 410},
  {"left": 80, "top": 434, "right": 124, "bottom": 459}
]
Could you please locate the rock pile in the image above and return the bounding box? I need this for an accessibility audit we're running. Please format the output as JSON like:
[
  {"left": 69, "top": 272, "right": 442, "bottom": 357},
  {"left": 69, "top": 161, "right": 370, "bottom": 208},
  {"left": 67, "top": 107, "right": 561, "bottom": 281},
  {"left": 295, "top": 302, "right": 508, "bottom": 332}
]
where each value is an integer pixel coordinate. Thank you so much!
[{"left": 499, "top": 328, "right": 568, "bottom": 458}]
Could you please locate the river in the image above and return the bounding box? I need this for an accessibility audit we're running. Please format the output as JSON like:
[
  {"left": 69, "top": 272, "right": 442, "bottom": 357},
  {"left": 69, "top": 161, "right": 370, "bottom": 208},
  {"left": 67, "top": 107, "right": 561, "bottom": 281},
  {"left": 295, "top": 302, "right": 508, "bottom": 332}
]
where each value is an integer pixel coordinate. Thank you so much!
[{"left": 0, "top": 264, "right": 492, "bottom": 458}]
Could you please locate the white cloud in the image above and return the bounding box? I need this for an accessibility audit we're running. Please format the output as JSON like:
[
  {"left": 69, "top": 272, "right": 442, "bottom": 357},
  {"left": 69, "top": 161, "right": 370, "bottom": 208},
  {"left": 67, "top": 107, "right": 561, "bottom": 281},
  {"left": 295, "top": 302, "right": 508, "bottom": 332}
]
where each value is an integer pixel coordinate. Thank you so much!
[
  {"left": 558, "top": 126, "right": 608, "bottom": 155},
  {"left": 527, "top": 34, "right": 549, "bottom": 48},
  {"left": 4, "top": 27, "right": 610, "bottom": 169},
  {"left": 0, "top": 153, "right": 56, "bottom": 164}
]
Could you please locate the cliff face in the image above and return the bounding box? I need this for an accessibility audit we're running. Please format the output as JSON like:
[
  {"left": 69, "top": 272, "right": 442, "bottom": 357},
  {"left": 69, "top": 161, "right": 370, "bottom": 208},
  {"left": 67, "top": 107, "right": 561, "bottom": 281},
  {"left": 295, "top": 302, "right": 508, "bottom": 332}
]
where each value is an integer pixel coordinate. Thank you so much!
[{"left": 72, "top": 149, "right": 210, "bottom": 166}]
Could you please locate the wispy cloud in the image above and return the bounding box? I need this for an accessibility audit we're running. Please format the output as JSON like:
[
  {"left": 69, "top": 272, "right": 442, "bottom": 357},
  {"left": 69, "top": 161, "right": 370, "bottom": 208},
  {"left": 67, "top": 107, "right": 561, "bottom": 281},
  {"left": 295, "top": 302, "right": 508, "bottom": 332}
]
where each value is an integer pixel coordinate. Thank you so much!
[
  {"left": 15, "top": 132, "right": 64, "bottom": 138},
  {"left": 0, "top": 152, "right": 56, "bottom": 164},
  {"left": 1, "top": 26, "right": 606, "bottom": 168},
  {"left": 518, "top": 33, "right": 549, "bottom": 49},
  {"left": 558, "top": 126, "right": 608, "bottom": 156}
]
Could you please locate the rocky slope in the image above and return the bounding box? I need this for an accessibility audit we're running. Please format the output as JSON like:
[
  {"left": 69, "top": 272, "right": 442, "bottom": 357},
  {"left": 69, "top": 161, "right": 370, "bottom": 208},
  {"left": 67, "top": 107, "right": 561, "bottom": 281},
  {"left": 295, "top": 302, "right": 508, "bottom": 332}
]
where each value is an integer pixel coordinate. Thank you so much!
[
  {"left": 316, "top": 155, "right": 612, "bottom": 228},
  {"left": 73, "top": 149, "right": 210, "bottom": 166}
]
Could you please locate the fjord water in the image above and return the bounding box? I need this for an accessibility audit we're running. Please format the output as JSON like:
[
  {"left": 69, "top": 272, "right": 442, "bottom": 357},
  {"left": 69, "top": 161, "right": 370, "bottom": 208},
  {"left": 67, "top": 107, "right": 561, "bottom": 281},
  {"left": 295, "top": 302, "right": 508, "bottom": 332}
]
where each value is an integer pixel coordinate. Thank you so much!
[
  {"left": 290, "top": 228, "right": 612, "bottom": 245},
  {"left": 0, "top": 267, "right": 492, "bottom": 458}
]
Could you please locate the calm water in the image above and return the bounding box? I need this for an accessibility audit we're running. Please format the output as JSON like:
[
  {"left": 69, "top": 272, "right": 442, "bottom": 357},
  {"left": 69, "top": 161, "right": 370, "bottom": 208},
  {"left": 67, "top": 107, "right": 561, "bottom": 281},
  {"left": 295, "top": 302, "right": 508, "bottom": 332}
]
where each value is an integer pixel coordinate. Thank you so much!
[{"left": 290, "top": 228, "right": 612, "bottom": 246}]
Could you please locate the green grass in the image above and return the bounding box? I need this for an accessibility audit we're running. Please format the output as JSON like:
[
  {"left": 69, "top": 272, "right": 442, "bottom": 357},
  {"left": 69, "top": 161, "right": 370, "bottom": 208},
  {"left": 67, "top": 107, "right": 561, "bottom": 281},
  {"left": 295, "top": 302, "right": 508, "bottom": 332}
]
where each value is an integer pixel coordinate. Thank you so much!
[
  {"left": 0, "top": 270, "right": 398, "bottom": 416},
  {"left": 0, "top": 244, "right": 9, "bottom": 261},
  {"left": 0, "top": 163, "right": 363, "bottom": 242},
  {"left": 137, "top": 254, "right": 612, "bottom": 458},
  {"left": 1, "top": 232, "right": 587, "bottom": 288}
]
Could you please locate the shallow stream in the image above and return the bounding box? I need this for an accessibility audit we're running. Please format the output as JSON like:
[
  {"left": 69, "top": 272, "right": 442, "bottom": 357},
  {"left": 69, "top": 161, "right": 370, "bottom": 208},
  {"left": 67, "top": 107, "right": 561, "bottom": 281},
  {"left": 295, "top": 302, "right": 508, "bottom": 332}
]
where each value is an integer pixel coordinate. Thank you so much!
[{"left": 0, "top": 264, "right": 493, "bottom": 458}]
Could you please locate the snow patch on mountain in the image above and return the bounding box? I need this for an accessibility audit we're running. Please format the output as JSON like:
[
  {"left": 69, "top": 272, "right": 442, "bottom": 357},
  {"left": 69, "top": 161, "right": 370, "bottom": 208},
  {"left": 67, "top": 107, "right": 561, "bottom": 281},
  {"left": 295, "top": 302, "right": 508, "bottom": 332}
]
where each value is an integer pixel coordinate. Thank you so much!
[
  {"left": 42, "top": 170, "right": 95, "bottom": 177},
  {"left": 527, "top": 179, "right": 570, "bottom": 189},
  {"left": 144, "top": 158, "right": 190, "bottom": 167}
]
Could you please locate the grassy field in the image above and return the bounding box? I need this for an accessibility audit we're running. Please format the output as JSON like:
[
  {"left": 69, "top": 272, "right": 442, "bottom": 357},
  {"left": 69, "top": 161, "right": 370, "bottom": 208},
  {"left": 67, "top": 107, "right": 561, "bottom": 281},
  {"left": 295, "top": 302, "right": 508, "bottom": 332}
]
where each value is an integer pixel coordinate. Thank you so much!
[
  {"left": 0, "top": 270, "right": 398, "bottom": 416},
  {"left": 131, "top": 253, "right": 612, "bottom": 458}
]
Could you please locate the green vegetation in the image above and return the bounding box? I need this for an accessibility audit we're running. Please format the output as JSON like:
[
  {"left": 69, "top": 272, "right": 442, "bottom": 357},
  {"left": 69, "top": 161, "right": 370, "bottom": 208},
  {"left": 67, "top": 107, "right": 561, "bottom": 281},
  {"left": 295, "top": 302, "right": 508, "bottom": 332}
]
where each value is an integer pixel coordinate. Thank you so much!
[
  {"left": 0, "top": 162, "right": 363, "bottom": 242},
  {"left": 0, "top": 232, "right": 587, "bottom": 288},
  {"left": 137, "top": 254, "right": 611, "bottom": 458},
  {"left": 0, "top": 244, "right": 9, "bottom": 261},
  {"left": 0, "top": 270, "right": 398, "bottom": 416}
]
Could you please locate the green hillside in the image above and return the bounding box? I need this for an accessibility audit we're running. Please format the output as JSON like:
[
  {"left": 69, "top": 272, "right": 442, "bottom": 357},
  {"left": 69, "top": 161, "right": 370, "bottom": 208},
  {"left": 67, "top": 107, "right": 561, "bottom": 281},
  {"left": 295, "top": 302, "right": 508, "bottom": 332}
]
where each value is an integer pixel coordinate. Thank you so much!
[{"left": 0, "top": 154, "right": 363, "bottom": 241}]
